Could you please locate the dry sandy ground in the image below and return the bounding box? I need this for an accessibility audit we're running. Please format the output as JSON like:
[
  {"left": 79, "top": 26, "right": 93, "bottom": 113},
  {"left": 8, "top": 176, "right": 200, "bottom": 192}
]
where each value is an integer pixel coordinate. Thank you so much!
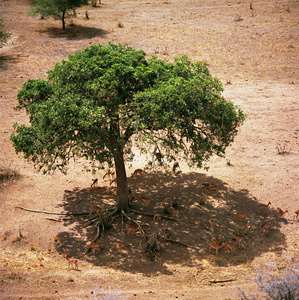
[{"left": 0, "top": 0, "right": 298, "bottom": 299}]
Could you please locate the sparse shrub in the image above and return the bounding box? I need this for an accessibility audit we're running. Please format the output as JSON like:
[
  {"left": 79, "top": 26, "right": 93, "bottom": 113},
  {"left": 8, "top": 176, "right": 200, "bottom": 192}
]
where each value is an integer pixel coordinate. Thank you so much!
[
  {"left": 0, "top": 165, "right": 20, "bottom": 187},
  {"left": 144, "top": 231, "right": 162, "bottom": 260},
  {"left": 276, "top": 141, "right": 291, "bottom": 155},
  {"left": 117, "top": 21, "right": 124, "bottom": 28},
  {"left": 238, "top": 257, "right": 299, "bottom": 299},
  {"left": 91, "top": 285, "right": 129, "bottom": 300}
]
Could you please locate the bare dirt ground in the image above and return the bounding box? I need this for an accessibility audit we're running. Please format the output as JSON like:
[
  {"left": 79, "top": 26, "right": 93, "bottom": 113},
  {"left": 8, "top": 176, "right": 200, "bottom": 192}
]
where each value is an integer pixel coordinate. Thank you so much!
[{"left": 0, "top": 0, "right": 298, "bottom": 299}]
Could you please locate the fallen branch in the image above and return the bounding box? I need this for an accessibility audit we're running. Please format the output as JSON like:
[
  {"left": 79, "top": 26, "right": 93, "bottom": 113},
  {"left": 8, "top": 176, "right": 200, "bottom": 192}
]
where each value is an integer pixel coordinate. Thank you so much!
[
  {"left": 130, "top": 208, "right": 187, "bottom": 223},
  {"left": 45, "top": 217, "right": 61, "bottom": 222},
  {"left": 161, "top": 237, "right": 193, "bottom": 248},
  {"left": 7, "top": 203, "right": 88, "bottom": 216},
  {"left": 209, "top": 277, "right": 237, "bottom": 284}
]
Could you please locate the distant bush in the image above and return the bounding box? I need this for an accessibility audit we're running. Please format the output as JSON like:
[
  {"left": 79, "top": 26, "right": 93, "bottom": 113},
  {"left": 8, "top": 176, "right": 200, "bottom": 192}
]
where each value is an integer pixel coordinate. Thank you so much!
[
  {"left": 239, "top": 256, "right": 299, "bottom": 299},
  {"left": 0, "top": 165, "right": 20, "bottom": 187},
  {"left": 0, "top": 16, "right": 11, "bottom": 48}
]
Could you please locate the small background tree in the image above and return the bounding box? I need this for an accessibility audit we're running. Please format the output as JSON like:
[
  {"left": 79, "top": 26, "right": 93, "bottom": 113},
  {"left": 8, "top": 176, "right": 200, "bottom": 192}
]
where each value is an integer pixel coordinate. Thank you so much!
[
  {"left": 29, "top": 0, "right": 89, "bottom": 30},
  {"left": 0, "top": 16, "right": 11, "bottom": 48},
  {"left": 11, "top": 42, "right": 245, "bottom": 214}
]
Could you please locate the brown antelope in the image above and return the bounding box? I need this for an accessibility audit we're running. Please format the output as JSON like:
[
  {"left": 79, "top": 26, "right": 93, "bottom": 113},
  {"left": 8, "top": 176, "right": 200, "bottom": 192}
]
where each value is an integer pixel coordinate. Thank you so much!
[
  {"left": 85, "top": 242, "right": 101, "bottom": 254},
  {"left": 258, "top": 201, "right": 271, "bottom": 212},
  {"left": 140, "top": 196, "right": 153, "bottom": 206},
  {"left": 211, "top": 237, "right": 222, "bottom": 245},
  {"left": 171, "top": 208, "right": 179, "bottom": 218},
  {"left": 234, "top": 212, "right": 247, "bottom": 221},
  {"left": 225, "top": 242, "right": 235, "bottom": 253},
  {"left": 64, "top": 190, "right": 73, "bottom": 196},
  {"left": 205, "top": 184, "right": 219, "bottom": 194},
  {"left": 234, "top": 235, "right": 243, "bottom": 248},
  {"left": 113, "top": 243, "right": 123, "bottom": 253},
  {"left": 89, "top": 205, "right": 101, "bottom": 217},
  {"left": 126, "top": 225, "right": 140, "bottom": 236},
  {"left": 209, "top": 218, "right": 215, "bottom": 230},
  {"left": 64, "top": 254, "right": 78, "bottom": 270},
  {"left": 91, "top": 178, "right": 98, "bottom": 187},
  {"left": 131, "top": 168, "right": 143, "bottom": 177},
  {"left": 154, "top": 211, "right": 162, "bottom": 221},
  {"left": 294, "top": 210, "right": 299, "bottom": 221},
  {"left": 262, "top": 223, "right": 270, "bottom": 234},
  {"left": 103, "top": 171, "right": 115, "bottom": 181},
  {"left": 209, "top": 242, "right": 224, "bottom": 255},
  {"left": 276, "top": 207, "right": 288, "bottom": 218}
]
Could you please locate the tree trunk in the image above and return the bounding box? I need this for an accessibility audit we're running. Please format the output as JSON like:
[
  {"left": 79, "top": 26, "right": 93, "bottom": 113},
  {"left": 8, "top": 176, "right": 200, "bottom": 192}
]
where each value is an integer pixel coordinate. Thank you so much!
[
  {"left": 62, "top": 10, "right": 66, "bottom": 30},
  {"left": 114, "top": 147, "right": 129, "bottom": 212}
]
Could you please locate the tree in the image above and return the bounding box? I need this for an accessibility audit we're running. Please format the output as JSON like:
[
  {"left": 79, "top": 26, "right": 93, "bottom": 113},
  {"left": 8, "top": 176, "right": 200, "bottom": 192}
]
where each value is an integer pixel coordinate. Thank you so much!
[
  {"left": 0, "top": 17, "right": 11, "bottom": 48},
  {"left": 29, "top": 0, "right": 89, "bottom": 30},
  {"left": 11, "top": 42, "right": 245, "bottom": 213}
]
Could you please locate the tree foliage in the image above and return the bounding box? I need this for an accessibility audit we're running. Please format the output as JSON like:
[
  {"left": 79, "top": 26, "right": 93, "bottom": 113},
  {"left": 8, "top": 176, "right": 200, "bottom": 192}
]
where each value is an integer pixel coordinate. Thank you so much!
[
  {"left": 29, "top": 0, "right": 89, "bottom": 30},
  {"left": 0, "top": 17, "right": 11, "bottom": 48},
  {"left": 11, "top": 42, "right": 245, "bottom": 211}
]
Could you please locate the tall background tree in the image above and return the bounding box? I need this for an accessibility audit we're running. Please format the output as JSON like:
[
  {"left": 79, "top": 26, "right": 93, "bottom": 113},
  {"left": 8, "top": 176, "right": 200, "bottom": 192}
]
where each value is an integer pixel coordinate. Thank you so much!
[
  {"left": 29, "top": 0, "right": 89, "bottom": 30},
  {"left": 11, "top": 42, "right": 245, "bottom": 213},
  {"left": 0, "top": 16, "right": 11, "bottom": 48}
]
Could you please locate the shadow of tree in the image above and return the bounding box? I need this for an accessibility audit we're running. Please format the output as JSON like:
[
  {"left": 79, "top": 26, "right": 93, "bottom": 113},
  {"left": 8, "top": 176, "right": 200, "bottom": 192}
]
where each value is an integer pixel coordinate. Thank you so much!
[
  {"left": 37, "top": 24, "right": 109, "bottom": 40},
  {"left": 55, "top": 172, "right": 287, "bottom": 275}
]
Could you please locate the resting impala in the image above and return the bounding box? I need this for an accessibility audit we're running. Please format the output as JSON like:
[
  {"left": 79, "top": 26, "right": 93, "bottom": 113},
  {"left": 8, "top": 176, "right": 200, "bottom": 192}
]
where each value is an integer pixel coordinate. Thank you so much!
[
  {"left": 131, "top": 168, "right": 143, "bottom": 177},
  {"left": 154, "top": 211, "right": 162, "bottom": 221},
  {"left": 85, "top": 242, "right": 101, "bottom": 254},
  {"left": 211, "top": 237, "right": 222, "bottom": 245},
  {"left": 89, "top": 205, "right": 101, "bottom": 217},
  {"left": 234, "top": 235, "right": 243, "bottom": 248},
  {"left": 64, "top": 190, "right": 73, "bottom": 196},
  {"left": 234, "top": 212, "right": 247, "bottom": 221},
  {"left": 225, "top": 242, "right": 235, "bottom": 253},
  {"left": 209, "top": 241, "right": 224, "bottom": 255},
  {"left": 126, "top": 225, "right": 140, "bottom": 236},
  {"left": 140, "top": 196, "right": 153, "bottom": 206},
  {"left": 205, "top": 184, "right": 219, "bottom": 194},
  {"left": 294, "top": 210, "right": 299, "bottom": 221},
  {"left": 171, "top": 208, "right": 179, "bottom": 218},
  {"left": 113, "top": 243, "right": 123, "bottom": 253},
  {"left": 209, "top": 218, "right": 215, "bottom": 230},
  {"left": 262, "top": 223, "right": 270, "bottom": 234}
]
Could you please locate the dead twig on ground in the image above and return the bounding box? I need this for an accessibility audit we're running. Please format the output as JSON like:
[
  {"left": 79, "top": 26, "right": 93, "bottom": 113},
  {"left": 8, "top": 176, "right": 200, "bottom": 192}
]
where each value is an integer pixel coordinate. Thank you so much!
[
  {"left": 7, "top": 203, "right": 88, "bottom": 216},
  {"left": 209, "top": 277, "right": 237, "bottom": 284}
]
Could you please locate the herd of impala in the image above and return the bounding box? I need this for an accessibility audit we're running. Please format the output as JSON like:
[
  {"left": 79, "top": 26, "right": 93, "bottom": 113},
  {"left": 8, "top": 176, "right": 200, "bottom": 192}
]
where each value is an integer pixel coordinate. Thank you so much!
[
  {"left": 63, "top": 166, "right": 299, "bottom": 268},
  {"left": 209, "top": 201, "right": 299, "bottom": 256}
]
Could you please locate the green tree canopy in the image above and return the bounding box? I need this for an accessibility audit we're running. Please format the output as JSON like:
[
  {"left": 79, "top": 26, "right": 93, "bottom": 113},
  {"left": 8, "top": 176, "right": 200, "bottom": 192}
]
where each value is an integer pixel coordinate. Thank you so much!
[
  {"left": 11, "top": 42, "right": 245, "bottom": 212},
  {"left": 29, "top": 0, "right": 89, "bottom": 30}
]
